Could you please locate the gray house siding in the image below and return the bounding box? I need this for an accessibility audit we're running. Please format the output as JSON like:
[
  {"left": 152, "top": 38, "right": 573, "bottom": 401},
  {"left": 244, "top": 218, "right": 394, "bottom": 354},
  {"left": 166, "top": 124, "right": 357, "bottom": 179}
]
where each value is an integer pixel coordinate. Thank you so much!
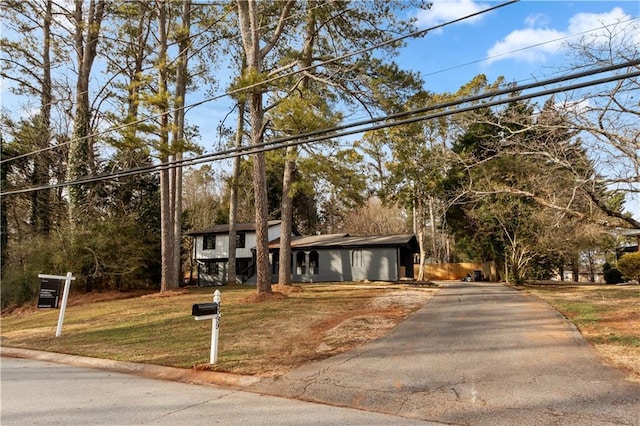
[{"left": 290, "top": 247, "right": 401, "bottom": 282}]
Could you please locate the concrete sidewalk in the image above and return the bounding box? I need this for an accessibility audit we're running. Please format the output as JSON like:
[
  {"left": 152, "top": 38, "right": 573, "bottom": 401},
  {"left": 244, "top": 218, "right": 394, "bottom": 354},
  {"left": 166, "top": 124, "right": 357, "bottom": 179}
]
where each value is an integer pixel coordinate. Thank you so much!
[{"left": 247, "top": 281, "right": 640, "bottom": 425}]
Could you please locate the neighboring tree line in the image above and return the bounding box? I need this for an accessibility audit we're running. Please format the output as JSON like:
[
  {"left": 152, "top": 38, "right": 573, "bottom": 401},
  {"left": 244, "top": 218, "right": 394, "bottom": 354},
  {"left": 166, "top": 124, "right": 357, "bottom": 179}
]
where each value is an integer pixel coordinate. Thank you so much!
[{"left": 1, "top": 1, "right": 638, "bottom": 309}]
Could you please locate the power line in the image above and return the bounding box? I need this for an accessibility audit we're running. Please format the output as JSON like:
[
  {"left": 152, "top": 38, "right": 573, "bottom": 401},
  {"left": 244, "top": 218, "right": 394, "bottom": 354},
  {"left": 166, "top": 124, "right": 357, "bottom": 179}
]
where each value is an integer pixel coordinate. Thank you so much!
[
  {"left": 1, "top": 0, "right": 518, "bottom": 165},
  {"left": 421, "top": 16, "right": 639, "bottom": 81},
  {"left": 3, "top": 59, "right": 638, "bottom": 197}
]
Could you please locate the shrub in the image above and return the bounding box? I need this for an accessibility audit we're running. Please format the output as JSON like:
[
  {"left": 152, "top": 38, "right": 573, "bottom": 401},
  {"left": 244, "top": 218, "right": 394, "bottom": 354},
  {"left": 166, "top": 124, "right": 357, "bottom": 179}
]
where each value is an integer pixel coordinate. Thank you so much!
[
  {"left": 2, "top": 219, "right": 161, "bottom": 310},
  {"left": 1, "top": 271, "right": 39, "bottom": 311},
  {"left": 618, "top": 251, "right": 640, "bottom": 283},
  {"left": 603, "top": 267, "right": 624, "bottom": 284},
  {"left": 1, "top": 235, "right": 56, "bottom": 310}
]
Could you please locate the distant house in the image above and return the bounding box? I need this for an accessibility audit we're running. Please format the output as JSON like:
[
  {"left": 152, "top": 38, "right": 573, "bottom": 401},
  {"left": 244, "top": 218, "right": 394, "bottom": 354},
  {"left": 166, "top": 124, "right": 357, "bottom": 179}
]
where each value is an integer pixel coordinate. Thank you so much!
[
  {"left": 187, "top": 222, "right": 418, "bottom": 285},
  {"left": 618, "top": 229, "right": 640, "bottom": 255}
]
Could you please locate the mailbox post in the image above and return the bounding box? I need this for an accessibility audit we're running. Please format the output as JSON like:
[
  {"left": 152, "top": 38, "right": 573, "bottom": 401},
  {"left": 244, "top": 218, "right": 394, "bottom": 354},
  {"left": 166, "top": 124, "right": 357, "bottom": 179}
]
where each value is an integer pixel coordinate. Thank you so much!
[{"left": 192, "top": 289, "right": 221, "bottom": 364}]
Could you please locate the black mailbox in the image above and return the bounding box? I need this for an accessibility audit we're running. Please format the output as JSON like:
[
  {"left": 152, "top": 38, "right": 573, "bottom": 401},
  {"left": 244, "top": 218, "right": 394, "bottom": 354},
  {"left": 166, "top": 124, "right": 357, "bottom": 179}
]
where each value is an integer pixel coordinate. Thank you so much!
[{"left": 192, "top": 302, "right": 218, "bottom": 317}]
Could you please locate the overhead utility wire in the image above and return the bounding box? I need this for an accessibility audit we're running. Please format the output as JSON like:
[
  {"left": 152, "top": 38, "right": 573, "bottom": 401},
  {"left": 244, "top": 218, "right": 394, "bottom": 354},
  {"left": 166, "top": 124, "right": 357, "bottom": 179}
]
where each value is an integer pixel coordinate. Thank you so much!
[
  {"left": 180, "top": 63, "right": 640, "bottom": 160},
  {"left": 98, "top": 58, "right": 640, "bottom": 177},
  {"left": 1, "top": 0, "right": 518, "bottom": 165},
  {"left": 212, "top": 59, "right": 640, "bottom": 157},
  {"left": 4, "top": 60, "right": 637, "bottom": 196},
  {"left": 6, "top": 68, "right": 639, "bottom": 196},
  {"left": 3, "top": 60, "right": 638, "bottom": 197},
  {"left": 422, "top": 16, "right": 639, "bottom": 80}
]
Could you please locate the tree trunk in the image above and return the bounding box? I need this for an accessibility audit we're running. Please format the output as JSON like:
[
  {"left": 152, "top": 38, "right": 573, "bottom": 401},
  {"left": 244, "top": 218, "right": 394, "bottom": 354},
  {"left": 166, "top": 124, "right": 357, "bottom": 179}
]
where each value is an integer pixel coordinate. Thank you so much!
[
  {"left": 238, "top": 0, "right": 272, "bottom": 294},
  {"left": 171, "top": 0, "right": 191, "bottom": 289},
  {"left": 278, "top": 1, "right": 315, "bottom": 286},
  {"left": 157, "top": 0, "right": 175, "bottom": 292},
  {"left": 0, "top": 140, "right": 8, "bottom": 269},
  {"left": 428, "top": 196, "right": 437, "bottom": 262},
  {"left": 571, "top": 258, "right": 579, "bottom": 282},
  {"left": 160, "top": 168, "right": 174, "bottom": 291},
  {"left": 228, "top": 100, "right": 245, "bottom": 285},
  {"left": 250, "top": 92, "right": 271, "bottom": 294},
  {"left": 237, "top": 0, "right": 294, "bottom": 294},
  {"left": 278, "top": 145, "right": 295, "bottom": 285},
  {"left": 416, "top": 198, "right": 427, "bottom": 281},
  {"left": 68, "top": 0, "right": 104, "bottom": 226},
  {"left": 124, "top": 2, "right": 150, "bottom": 141},
  {"left": 32, "top": 0, "right": 53, "bottom": 235}
]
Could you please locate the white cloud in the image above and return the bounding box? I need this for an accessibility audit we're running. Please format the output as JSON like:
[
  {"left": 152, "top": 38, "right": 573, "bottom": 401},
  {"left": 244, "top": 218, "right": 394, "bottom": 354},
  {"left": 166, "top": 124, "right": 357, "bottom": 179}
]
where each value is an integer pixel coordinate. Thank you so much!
[
  {"left": 524, "top": 13, "right": 550, "bottom": 28},
  {"left": 415, "top": 0, "right": 489, "bottom": 29},
  {"left": 567, "top": 7, "right": 629, "bottom": 35},
  {"left": 486, "top": 7, "right": 636, "bottom": 65},
  {"left": 568, "top": 7, "right": 640, "bottom": 46},
  {"left": 487, "top": 28, "right": 565, "bottom": 64}
]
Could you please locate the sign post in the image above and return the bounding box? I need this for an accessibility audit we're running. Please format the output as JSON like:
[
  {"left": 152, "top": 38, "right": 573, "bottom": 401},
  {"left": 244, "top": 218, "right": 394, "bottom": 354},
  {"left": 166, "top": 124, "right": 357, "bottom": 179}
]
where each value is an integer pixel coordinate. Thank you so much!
[{"left": 38, "top": 272, "right": 75, "bottom": 337}]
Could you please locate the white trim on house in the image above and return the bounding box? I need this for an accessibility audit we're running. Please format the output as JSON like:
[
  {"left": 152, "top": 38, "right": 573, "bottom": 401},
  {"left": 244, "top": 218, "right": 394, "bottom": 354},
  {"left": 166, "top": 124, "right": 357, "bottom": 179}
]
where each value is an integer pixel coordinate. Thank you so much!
[{"left": 187, "top": 221, "right": 282, "bottom": 285}]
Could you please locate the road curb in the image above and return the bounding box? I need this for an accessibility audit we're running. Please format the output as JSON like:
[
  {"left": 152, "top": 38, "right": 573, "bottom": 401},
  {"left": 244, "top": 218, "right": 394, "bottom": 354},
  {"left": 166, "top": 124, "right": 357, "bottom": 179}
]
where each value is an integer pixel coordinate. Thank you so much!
[{"left": 0, "top": 346, "right": 261, "bottom": 389}]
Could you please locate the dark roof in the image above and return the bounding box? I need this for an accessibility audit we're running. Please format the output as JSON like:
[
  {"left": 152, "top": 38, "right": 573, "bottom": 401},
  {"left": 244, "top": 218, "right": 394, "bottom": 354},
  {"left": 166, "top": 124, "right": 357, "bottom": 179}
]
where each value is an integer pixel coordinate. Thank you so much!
[
  {"left": 269, "top": 233, "right": 418, "bottom": 250},
  {"left": 187, "top": 220, "right": 281, "bottom": 236}
]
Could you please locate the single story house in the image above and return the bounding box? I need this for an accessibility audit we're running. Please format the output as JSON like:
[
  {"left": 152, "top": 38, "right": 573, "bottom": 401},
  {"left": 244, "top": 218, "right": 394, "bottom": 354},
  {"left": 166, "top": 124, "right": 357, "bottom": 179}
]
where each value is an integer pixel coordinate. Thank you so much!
[
  {"left": 268, "top": 233, "right": 418, "bottom": 283},
  {"left": 187, "top": 222, "right": 418, "bottom": 285}
]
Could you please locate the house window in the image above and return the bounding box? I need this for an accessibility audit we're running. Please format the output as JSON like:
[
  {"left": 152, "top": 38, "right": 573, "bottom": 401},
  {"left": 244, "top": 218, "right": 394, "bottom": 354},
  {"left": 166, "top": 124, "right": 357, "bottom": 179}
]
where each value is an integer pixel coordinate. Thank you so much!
[
  {"left": 351, "top": 250, "right": 363, "bottom": 267},
  {"left": 203, "top": 261, "right": 219, "bottom": 275},
  {"left": 296, "top": 251, "right": 306, "bottom": 275},
  {"left": 309, "top": 251, "right": 319, "bottom": 275},
  {"left": 236, "top": 232, "right": 246, "bottom": 248},
  {"left": 203, "top": 235, "right": 215, "bottom": 250}
]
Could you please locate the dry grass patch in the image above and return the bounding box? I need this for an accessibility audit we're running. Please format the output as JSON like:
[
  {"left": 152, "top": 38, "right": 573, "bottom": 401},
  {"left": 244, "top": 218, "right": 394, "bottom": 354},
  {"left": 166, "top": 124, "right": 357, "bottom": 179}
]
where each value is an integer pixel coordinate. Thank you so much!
[
  {"left": 0, "top": 282, "right": 437, "bottom": 377},
  {"left": 523, "top": 283, "right": 640, "bottom": 382}
]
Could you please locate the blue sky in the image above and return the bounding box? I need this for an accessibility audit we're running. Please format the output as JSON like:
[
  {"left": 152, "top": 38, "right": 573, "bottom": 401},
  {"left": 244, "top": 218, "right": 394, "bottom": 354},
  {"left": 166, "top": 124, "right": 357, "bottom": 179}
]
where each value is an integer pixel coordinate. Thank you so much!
[{"left": 397, "top": 0, "right": 640, "bottom": 92}]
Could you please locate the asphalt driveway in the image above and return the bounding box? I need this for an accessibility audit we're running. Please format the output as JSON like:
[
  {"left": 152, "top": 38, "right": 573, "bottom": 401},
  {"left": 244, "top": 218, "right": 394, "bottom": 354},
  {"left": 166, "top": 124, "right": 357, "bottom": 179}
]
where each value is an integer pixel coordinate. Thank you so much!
[{"left": 247, "top": 281, "right": 640, "bottom": 425}]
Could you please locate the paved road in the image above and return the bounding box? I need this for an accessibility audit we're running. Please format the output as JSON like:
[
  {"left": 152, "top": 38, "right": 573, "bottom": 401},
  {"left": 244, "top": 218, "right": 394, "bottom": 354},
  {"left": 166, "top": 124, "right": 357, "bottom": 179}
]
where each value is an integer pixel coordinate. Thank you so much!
[
  {"left": 3, "top": 281, "right": 639, "bottom": 425},
  {"left": 0, "top": 357, "right": 433, "bottom": 425},
  {"left": 248, "top": 281, "right": 640, "bottom": 425}
]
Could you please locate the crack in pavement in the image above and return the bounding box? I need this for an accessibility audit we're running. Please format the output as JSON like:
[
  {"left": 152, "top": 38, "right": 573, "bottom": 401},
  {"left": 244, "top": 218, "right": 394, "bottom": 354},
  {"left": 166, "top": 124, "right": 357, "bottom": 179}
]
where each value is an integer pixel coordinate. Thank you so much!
[
  {"left": 146, "top": 391, "right": 235, "bottom": 423},
  {"left": 247, "top": 282, "right": 640, "bottom": 425}
]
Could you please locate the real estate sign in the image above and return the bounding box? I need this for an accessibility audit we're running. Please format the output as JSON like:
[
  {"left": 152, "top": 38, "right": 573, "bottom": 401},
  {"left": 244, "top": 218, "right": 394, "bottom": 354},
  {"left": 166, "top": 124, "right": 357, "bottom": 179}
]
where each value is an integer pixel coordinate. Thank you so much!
[
  {"left": 38, "top": 278, "right": 62, "bottom": 309},
  {"left": 37, "top": 273, "right": 76, "bottom": 337}
]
